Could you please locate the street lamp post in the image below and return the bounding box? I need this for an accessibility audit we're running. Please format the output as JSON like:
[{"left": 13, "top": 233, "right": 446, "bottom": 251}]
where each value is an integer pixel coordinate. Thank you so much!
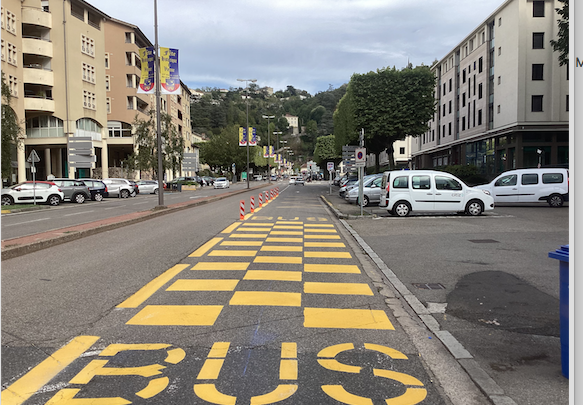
[
  {"left": 262, "top": 115, "right": 275, "bottom": 184},
  {"left": 237, "top": 78, "right": 257, "bottom": 189}
]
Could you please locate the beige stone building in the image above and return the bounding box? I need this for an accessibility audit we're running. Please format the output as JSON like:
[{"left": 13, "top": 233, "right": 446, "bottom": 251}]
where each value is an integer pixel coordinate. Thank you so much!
[{"left": 1, "top": 0, "right": 195, "bottom": 183}]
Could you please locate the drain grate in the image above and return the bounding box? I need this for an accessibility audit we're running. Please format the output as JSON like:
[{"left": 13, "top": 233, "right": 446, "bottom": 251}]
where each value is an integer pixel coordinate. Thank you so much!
[
  {"left": 469, "top": 239, "right": 500, "bottom": 243},
  {"left": 412, "top": 283, "right": 446, "bottom": 290}
]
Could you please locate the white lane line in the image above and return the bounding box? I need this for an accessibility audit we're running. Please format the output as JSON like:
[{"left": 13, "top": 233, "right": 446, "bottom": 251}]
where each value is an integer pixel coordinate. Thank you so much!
[
  {"left": 132, "top": 201, "right": 150, "bottom": 205},
  {"left": 4, "top": 218, "right": 50, "bottom": 227},
  {"left": 64, "top": 210, "right": 95, "bottom": 217},
  {"left": 190, "top": 195, "right": 208, "bottom": 199},
  {"left": 104, "top": 205, "right": 125, "bottom": 210}
]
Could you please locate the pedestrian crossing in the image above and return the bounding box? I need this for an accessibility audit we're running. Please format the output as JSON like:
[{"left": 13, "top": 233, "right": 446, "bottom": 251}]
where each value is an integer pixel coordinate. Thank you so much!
[{"left": 118, "top": 217, "right": 395, "bottom": 331}]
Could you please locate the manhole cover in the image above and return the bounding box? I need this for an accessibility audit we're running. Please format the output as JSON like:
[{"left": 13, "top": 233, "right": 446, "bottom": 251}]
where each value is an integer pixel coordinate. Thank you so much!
[
  {"left": 412, "top": 283, "right": 446, "bottom": 290},
  {"left": 469, "top": 239, "right": 500, "bottom": 243}
]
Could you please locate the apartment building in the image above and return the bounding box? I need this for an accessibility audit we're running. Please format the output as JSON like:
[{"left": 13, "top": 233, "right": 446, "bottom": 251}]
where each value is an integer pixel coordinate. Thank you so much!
[
  {"left": 1, "top": 0, "right": 195, "bottom": 183},
  {"left": 411, "top": 0, "right": 568, "bottom": 177}
]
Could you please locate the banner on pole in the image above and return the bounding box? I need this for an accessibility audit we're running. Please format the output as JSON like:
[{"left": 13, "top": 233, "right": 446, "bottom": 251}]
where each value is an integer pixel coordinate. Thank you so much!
[
  {"left": 269, "top": 145, "right": 274, "bottom": 158},
  {"left": 263, "top": 146, "right": 268, "bottom": 158},
  {"left": 138, "top": 47, "right": 155, "bottom": 94},
  {"left": 239, "top": 127, "right": 247, "bottom": 146},
  {"left": 160, "top": 47, "right": 180, "bottom": 94},
  {"left": 249, "top": 127, "right": 257, "bottom": 146}
]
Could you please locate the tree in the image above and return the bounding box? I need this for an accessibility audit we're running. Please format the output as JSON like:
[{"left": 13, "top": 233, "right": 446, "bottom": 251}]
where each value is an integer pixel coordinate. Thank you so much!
[
  {"left": 124, "top": 111, "right": 184, "bottom": 180},
  {"left": 1, "top": 73, "right": 23, "bottom": 184},
  {"left": 350, "top": 65, "right": 436, "bottom": 171},
  {"left": 333, "top": 84, "right": 357, "bottom": 155},
  {"left": 313, "top": 135, "right": 339, "bottom": 166},
  {"left": 550, "top": 0, "right": 568, "bottom": 66},
  {"left": 198, "top": 125, "right": 248, "bottom": 176}
]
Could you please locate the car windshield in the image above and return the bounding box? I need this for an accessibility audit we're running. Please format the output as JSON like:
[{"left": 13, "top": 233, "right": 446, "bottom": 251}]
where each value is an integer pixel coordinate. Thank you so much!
[{"left": 216, "top": 178, "right": 226, "bottom": 181}]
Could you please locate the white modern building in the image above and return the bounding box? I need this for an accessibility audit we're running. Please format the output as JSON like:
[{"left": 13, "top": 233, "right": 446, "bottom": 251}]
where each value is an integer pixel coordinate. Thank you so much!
[{"left": 411, "top": 0, "right": 568, "bottom": 177}]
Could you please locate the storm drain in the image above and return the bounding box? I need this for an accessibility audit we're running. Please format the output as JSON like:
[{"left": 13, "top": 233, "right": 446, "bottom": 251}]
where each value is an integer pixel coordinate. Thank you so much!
[
  {"left": 412, "top": 283, "right": 446, "bottom": 290},
  {"left": 468, "top": 239, "right": 500, "bottom": 243}
]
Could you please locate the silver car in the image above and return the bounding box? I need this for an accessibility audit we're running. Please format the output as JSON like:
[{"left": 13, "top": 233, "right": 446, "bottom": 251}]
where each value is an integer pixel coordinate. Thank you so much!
[
  {"left": 136, "top": 180, "right": 160, "bottom": 195},
  {"left": 101, "top": 178, "right": 135, "bottom": 198},
  {"left": 214, "top": 177, "right": 230, "bottom": 189},
  {"left": 51, "top": 178, "right": 92, "bottom": 204},
  {"left": 345, "top": 175, "right": 383, "bottom": 206}
]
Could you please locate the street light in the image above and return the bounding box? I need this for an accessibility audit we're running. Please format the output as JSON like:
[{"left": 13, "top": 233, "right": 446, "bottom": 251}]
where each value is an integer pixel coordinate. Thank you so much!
[
  {"left": 237, "top": 78, "right": 257, "bottom": 189},
  {"left": 262, "top": 115, "right": 275, "bottom": 183}
]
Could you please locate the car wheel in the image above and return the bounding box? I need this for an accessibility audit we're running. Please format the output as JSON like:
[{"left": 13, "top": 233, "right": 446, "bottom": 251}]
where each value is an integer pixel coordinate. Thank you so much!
[
  {"left": 394, "top": 201, "right": 411, "bottom": 217},
  {"left": 359, "top": 195, "right": 370, "bottom": 207},
  {"left": 48, "top": 195, "right": 61, "bottom": 206},
  {"left": 1, "top": 195, "right": 14, "bottom": 206},
  {"left": 465, "top": 199, "right": 484, "bottom": 216},
  {"left": 73, "top": 193, "right": 86, "bottom": 204},
  {"left": 94, "top": 193, "right": 104, "bottom": 202},
  {"left": 548, "top": 194, "right": 564, "bottom": 207},
  {"left": 121, "top": 189, "right": 130, "bottom": 198},
  {"left": 154, "top": 188, "right": 159, "bottom": 195},
  {"left": 130, "top": 190, "right": 137, "bottom": 197}
]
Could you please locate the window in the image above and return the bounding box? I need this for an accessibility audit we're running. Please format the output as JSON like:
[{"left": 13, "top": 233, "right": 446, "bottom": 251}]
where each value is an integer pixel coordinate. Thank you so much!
[
  {"left": 393, "top": 176, "right": 409, "bottom": 189},
  {"left": 532, "top": 64, "right": 544, "bottom": 80},
  {"left": 498, "top": 47, "right": 501, "bottom": 56},
  {"left": 566, "top": 95, "right": 569, "bottom": 112},
  {"left": 532, "top": 95, "right": 543, "bottom": 112},
  {"left": 462, "top": 117, "right": 466, "bottom": 131},
  {"left": 6, "top": 9, "right": 16, "bottom": 35},
  {"left": 105, "top": 53, "right": 110, "bottom": 69},
  {"left": 435, "top": 176, "right": 462, "bottom": 190},
  {"left": 71, "top": 2, "right": 85, "bottom": 21},
  {"left": 442, "top": 125, "right": 445, "bottom": 137},
  {"left": 521, "top": 174, "right": 538, "bottom": 185},
  {"left": 125, "top": 32, "right": 132, "bottom": 43},
  {"left": 478, "top": 110, "right": 483, "bottom": 125},
  {"left": 478, "top": 57, "right": 483, "bottom": 73},
  {"left": 8, "top": 75, "right": 17, "bottom": 97},
  {"left": 533, "top": 1, "right": 545, "bottom": 17},
  {"left": 83, "top": 90, "right": 96, "bottom": 110},
  {"left": 443, "top": 104, "right": 446, "bottom": 116},
  {"left": 81, "top": 35, "right": 95, "bottom": 57},
  {"left": 449, "top": 78, "right": 452, "bottom": 92},
  {"left": 412, "top": 175, "right": 431, "bottom": 190},
  {"left": 448, "top": 122, "right": 452, "bottom": 135},
  {"left": 542, "top": 173, "right": 564, "bottom": 184},
  {"left": 533, "top": 32, "right": 544, "bottom": 49},
  {"left": 432, "top": 130, "right": 435, "bottom": 141},
  {"left": 82, "top": 63, "right": 96, "bottom": 83},
  {"left": 106, "top": 97, "right": 111, "bottom": 114},
  {"left": 473, "top": 75, "right": 476, "bottom": 95},
  {"left": 399, "top": 147, "right": 405, "bottom": 155},
  {"left": 105, "top": 75, "right": 110, "bottom": 91},
  {"left": 1, "top": 7, "right": 4, "bottom": 29},
  {"left": 26, "top": 116, "right": 65, "bottom": 138},
  {"left": 443, "top": 83, "right": 446, "bottom": 96},
  {"left": 497, "top": 105, "right": 501, "bottom": 113},
  {"left": 7, "top": 42, "right": 17, "bottom": 66},
  {"left": 498, "top": 76, "right": 501, "bottom": 85},
  {"left": 462, "top": 93, "right": 466, "bottom": 107},
  {"left": 449, "top": 100, "right": 452, "bottom": 114},
  {"left": 495, "top": 175, "right": 517, "bottom": 187},
  {"left": 1, "top": 39, "right": 4, "bottom": 61},
  {"left": 498, "top": 17, "right": 502, "bottom": 26},
  {"left": 462, "top": 69, "right": 466, "bottom": 83}
]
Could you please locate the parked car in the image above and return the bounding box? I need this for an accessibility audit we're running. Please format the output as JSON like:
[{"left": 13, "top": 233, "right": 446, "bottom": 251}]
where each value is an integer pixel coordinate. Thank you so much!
[
  {"left": 474, "top": 168, "right": 569, "bottom": 207},
  {"left": 1, "top": 181, "right": 64, "bottom": 206},
  {"left": 345, "top": 174, "right": 383, "bottom": 206},
  {"left": 136, "top": 180, "right": 160, "bottom": 195},
  {"left": 203, "top": 176, "right": 215, "bottom": 186},
  {"left": 51, "top": 178, "right": 91, "bottom": 204},
  {"left": 101, "top": 178, "right": 136, "bottom": 198},
  {"left": 78, "top": 179, "right": 109, "bottom": 201},
  {"left": 214, "top": 177, "right": 230, "bottom": 189},
  {"left": 339, "top": 175, "right": 366, "bottom": 197},
  {"left": 379, "top": 170, "right": 494, "bottom": 216}
]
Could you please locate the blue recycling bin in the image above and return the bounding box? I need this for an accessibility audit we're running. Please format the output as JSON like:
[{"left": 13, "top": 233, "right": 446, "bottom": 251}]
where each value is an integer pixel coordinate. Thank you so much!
[{"left": 548, "top": 244, "right": 569, "bottom": 378}]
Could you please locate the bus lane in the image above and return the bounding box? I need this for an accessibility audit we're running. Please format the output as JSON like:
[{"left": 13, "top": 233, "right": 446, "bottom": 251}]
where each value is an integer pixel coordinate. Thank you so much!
[{"left": 3, "top": 186, "right": 449, "bottom": 405}]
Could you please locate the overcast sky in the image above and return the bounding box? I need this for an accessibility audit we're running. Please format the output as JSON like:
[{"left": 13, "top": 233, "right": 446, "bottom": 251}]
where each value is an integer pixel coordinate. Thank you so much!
[{"left": 93, "top": 0, "right": 506, "bottom": 95}]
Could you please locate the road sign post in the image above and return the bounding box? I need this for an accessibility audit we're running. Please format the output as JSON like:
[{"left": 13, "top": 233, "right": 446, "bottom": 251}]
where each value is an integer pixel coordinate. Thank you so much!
[
  {"left": 27, "top": 150, "right": 41, "bottom": 205},
  {"left": 327, "top": 162, "right": 334, "bottom": 194}
]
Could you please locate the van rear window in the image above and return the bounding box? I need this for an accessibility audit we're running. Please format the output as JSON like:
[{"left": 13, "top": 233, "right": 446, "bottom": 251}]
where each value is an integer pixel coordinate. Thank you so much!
[
  {"left": 542, "top": 173, "right": 564, "bottom": 184},
  {"left": 521, "top": 174, "right": 538, "bottom": 185},
  {"left": 393, "top": 176, "right": 409, "bottom": 189}
]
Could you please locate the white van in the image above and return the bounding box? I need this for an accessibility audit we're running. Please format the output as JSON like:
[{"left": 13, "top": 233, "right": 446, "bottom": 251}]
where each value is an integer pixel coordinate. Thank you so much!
[
  {"left": 380, "top": 170, "right": 494, "bottom": 216},
  {"left": 475, "top": 168, "right": 569, "bottom": 207}
]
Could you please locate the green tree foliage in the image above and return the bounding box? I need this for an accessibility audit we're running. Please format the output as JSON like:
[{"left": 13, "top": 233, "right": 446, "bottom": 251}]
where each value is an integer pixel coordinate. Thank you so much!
[
  {"left": 550, "top": 0, "right": 568, "bottom": 66},
  {"left": 350, "top": 65, "right": 436, "bottom": 171},
  {"left": 198, "top": 125, "right": 249, "bottom": 176},
  {"left": 1, "top": 73, "right": 22, "bottom": 184},
  {"left": 313, "top": 135, "right": 339, "bottom": 165},
  {"left": 123, "top": 112, "right": 184, "bottom": 179},
  {"left": 333, "top": 85, "right": 357, "bottom": 154}
]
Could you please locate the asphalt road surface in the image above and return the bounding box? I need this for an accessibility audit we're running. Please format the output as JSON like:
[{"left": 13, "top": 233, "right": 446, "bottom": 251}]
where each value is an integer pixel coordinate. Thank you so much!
[{"left": 3, "top": 183, "right": 493, "bottom": 404}]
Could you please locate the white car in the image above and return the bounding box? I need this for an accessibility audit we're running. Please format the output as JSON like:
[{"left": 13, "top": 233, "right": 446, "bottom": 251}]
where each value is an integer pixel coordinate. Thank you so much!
[
  {"left": 101, "top": 178, "right": 136, "bottom": 198},
  {"left": 474, "top": 168, "right": 569, "bottom": 207},
  {"left": 381, "top": 170, "right": 494, "bottom": 216},
  {"left": 1, "top": 181, "right": 64, "bottom": 206},
  {"left": 214, "top": 177, "right": 230, "bottom": 189},
  {"left": 136, "top": 180, "right": 160, "bottom": 195}
]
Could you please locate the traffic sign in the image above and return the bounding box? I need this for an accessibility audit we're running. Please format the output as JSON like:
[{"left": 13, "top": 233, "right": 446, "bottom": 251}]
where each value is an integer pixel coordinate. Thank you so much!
[
  {"left": 27, "top": 150, "right": 40, "bottom": 163},
  {"left": 354, "top": 148, "right": 366, "bottom": 167},
  {"left": 327, "top": 162, "right": 334, "bottom": 172}
]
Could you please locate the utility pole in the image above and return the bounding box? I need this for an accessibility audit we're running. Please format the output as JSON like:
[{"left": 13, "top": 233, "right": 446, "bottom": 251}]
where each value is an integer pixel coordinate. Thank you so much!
[
  {"left": 237, "top": 79, "right": 257, "bottom": 189},
  {"left": 154, "top": 0, "right": 164, "bottom": 207},
  {"left": 359, "top": 129, "right": 364, "bottom": 216},
  {"left": 262, "top": 115, "right": 275, "bottom": 183}
]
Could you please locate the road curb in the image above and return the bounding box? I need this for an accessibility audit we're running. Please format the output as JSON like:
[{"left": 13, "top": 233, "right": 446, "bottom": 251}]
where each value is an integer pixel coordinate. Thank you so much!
[
  {"left": 326, "top": 197, "right": 519, "bottom": 405},
  {"left": 2, "top": 185, "right": 266, "bottom": 260}
]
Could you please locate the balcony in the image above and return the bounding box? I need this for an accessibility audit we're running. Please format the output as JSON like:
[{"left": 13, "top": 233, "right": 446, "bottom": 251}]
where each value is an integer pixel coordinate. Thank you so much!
[
  {"left": 22, "top": 37, "right": 53, "bottom": 58},
  {"left": 24, "top": 96, "right": 55, "bottom": 113},
  {"left": 22, "top": 8, "right": 52, "bottom": 28},
  {"left": 23, "top": 66, "right": 54, "bottom": 87}
]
